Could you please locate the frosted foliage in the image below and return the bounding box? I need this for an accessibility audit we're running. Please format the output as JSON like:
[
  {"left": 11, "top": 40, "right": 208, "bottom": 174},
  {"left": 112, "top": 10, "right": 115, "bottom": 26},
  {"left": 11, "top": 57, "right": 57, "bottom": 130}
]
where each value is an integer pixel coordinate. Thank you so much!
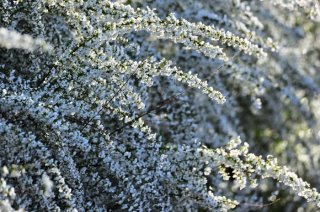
[{"left": 1, "top": 0, "right": 320, "bottom": 211}]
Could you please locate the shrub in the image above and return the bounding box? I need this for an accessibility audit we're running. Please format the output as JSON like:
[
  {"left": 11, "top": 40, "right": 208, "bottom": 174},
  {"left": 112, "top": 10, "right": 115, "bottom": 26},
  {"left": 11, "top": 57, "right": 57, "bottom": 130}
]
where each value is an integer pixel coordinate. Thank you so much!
[{"left": 1, "top": 0, "right": 320, "bottom": 211}]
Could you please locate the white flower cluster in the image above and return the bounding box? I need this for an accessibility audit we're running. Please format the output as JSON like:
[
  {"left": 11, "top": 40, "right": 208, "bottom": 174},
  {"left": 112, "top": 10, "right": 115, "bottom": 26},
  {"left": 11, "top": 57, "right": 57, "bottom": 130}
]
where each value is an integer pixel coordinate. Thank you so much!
[
  {"left": 0, "top": 27, "right": 52, "bottom": 51},
  {"left": 201, "top": 138, "right": 320, "bottom": 206},
  {"left": 267, "top": 0, "right": 320, "bottom": 21}
]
